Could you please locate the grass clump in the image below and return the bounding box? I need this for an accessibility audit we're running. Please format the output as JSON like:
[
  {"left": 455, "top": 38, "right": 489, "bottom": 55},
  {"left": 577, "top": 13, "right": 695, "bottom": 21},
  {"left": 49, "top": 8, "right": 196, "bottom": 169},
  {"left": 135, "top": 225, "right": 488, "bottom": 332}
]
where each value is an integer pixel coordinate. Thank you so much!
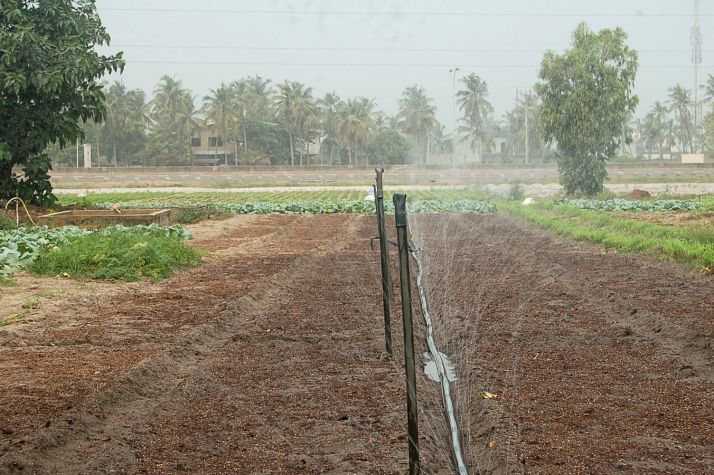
[
  {"left": 30, "top": 226, "right": 201, "bottom": 282},
  {"left": 174, "top": 207, "right": 231, "bottom": 224},
  {"left": 507, "top": 182, "right": 525, "bottom": 201},
  {"left": 0, "top": 214, "right": 16, "bottom": 231}
]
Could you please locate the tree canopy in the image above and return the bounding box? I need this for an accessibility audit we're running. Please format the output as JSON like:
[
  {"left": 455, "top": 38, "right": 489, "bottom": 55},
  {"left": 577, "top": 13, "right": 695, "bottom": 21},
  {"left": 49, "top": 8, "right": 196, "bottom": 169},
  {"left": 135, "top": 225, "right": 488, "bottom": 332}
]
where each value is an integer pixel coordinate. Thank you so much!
[
  {"left": 535, "top": 23, "right": 638, "bottom": 196},
  {"left": 0, "top": 0, "right": 124, "bottom": 206}
]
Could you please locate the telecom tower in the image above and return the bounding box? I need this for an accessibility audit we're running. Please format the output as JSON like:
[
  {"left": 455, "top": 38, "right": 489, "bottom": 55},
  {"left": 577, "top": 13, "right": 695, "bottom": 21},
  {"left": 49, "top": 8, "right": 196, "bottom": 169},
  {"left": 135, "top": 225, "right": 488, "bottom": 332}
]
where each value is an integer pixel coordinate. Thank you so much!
[{"left": 692, "top": 0, "right": 702, "bottom": 129}]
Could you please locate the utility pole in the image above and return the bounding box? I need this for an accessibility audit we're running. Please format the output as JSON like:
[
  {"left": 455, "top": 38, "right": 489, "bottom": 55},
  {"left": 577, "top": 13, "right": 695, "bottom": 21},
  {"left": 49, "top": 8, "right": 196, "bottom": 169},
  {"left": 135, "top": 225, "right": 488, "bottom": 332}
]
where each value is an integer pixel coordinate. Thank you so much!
[
  {"left": 450, "top": 67, "right": 460, "bottom": 164},
  {"left": 692, "top": 0, "right": 702, "bottom": 136}
]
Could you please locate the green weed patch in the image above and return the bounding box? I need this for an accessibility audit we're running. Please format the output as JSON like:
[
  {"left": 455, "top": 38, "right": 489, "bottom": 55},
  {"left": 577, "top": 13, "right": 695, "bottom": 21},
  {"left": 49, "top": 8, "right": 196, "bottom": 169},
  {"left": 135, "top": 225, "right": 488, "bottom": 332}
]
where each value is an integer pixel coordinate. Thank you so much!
[
  {"left": 501, "top": 201, "right": 714, "bottom": 271},
  {"left": 30, "top": 226, "right": 201, "bottom": 282}
]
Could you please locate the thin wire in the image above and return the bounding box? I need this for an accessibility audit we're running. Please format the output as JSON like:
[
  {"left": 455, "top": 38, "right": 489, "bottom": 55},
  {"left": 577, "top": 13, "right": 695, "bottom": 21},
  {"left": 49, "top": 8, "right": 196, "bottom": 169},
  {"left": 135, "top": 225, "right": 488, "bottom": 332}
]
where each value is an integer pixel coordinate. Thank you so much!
[
  {"left": 108, "top": 44, "right": 714, "bottom": 54},
  {"left": 100, "top": 8, "right": 714, "bottom": 17},
  {"left": 117, "top": 60, "right": 714, "bottom": 69}
]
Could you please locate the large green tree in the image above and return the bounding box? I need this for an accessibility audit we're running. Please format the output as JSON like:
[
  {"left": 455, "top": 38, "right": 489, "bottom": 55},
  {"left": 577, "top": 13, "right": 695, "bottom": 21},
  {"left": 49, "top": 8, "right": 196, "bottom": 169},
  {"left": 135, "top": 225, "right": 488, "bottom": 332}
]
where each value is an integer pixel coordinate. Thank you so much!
[
  {"left": 535, "top": 23, "right": 638, "bottom": 196},
  {"left": 368, "top": 128, "right": 409, "bottom": 165},
  {"left": 0, "top": 0, "right": 124, "bottom": 206}
]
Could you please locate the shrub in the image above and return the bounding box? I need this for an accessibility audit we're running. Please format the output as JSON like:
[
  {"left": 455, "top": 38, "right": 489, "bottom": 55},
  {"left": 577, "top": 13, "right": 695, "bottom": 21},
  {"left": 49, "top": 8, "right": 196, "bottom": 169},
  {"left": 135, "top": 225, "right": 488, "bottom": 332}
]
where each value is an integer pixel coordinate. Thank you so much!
[
  {"left": 0, "top": 214, "right": 15, "bottom": 231},
  {"left": 508, "top": 182, "right": 525, "bottom": 201}
]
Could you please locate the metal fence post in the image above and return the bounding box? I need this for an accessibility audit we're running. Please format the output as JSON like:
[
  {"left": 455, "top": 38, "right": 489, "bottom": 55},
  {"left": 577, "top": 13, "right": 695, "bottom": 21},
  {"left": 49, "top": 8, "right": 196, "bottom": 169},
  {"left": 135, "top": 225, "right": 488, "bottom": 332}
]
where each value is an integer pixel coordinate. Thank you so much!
[
  {"left": 375, "top": 168, "right": 393, "bottom": 356},
  {"left": 393, "top": 193, "right": 419, "bottom": 475}
]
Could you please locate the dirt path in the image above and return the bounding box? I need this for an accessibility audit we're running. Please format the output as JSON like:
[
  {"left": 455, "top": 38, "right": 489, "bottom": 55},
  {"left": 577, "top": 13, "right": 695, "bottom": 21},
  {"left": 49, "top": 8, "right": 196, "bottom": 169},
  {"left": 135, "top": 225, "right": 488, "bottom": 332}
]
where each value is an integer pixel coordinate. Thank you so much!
[
  {"left": 1, "top": 214, "right": 445, "bottom": 474},
  {"left": 413, "top": 214, "right": 714, "bottom": 474}
]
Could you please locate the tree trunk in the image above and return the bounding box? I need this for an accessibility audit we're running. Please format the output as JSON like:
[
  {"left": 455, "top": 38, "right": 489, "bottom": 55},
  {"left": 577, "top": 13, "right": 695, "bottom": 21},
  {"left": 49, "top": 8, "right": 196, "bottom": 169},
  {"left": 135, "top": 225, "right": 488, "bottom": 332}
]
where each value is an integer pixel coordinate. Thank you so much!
[
  {"left": 299, "top": 136, "right": 304, "bottom": 166},
  {"left": 112, "top": 143, "right": 117, "bottom": 166},
  {"left": 329, "top": 143, "right": 334, "bottom": 165},
  {"left": 424, "top": 135, "right": 431, "bottom": 165},
  {"left": 243, "top": 120, "right": 248, "bottom": 153},
  {"left": 289, "top": 132, "right": 295, "bottom": 167}
]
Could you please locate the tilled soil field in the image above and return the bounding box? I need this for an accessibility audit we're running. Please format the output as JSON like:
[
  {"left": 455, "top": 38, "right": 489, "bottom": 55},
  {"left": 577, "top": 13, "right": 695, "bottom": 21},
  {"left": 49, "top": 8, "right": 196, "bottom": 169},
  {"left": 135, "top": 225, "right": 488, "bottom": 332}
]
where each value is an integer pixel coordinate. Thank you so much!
[
  {"left": 1, "top": 212, "right": 713, "bottom": 474},
  {"left": 412, "top": 213, "right": 714, "bottom": 474},
  {"left": 1, "top": 214, "right": 445, "bottom": 474}
]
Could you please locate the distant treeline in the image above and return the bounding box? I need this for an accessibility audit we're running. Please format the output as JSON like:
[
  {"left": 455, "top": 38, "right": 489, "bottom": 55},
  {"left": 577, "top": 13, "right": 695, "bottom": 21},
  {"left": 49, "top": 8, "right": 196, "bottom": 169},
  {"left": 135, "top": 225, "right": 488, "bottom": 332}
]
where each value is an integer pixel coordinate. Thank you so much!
[{"left": 48, "top": 73, "right": 714, "bottom": 167}]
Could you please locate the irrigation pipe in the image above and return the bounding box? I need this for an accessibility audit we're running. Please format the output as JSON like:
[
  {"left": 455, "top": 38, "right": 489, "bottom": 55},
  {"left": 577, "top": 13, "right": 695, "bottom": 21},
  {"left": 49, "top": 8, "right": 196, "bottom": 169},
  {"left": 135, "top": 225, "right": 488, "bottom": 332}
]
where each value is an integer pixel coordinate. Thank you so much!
[
  {"left": 409, "top": 229, "right": 469, "bottom": 475},
  {"left": 5, "top": 197, "right": 36, "bottom": 227}
]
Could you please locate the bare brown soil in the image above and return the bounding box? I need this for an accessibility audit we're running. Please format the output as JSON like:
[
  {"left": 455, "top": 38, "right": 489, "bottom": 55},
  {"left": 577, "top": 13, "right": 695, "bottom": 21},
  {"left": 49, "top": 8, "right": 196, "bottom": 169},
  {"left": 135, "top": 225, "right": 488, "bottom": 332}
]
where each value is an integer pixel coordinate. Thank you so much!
[
  {"left": 617, "top": 210, "right": 714, "bottom": 228},
  {"left": 413, "top": 213, "right": 714, "bottom": 474},
  {"left": 1, "top": 214, "right": 439, "bottom": 474},
  {"left": 2, "top": 212, "right": 713, "bottom": 474}
]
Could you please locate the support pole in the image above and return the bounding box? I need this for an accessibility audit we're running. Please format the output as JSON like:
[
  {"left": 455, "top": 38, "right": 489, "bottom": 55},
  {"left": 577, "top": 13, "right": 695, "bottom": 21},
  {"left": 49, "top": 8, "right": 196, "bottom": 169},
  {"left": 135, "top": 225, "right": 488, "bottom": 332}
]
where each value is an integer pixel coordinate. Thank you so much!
[
  {"left": 375, "top": 168, "right": 393, "bottom": 356},
  {"left": 394, "top": 193, "right": 419, "bottom": 475}
]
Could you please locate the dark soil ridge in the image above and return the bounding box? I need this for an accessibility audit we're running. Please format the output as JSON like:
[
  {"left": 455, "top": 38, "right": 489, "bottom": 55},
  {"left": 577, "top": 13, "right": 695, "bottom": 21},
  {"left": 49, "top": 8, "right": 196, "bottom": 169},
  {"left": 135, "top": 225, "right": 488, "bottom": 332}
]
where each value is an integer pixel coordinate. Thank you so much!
[
  {"left": 507, "top": 219, "right": 714, "bottom": 386},
  {"left": 0, "top": 219, "right": 363, "bottom": 474},
  {"left": 411, "top": 213, "right": 714, "bottom": 474}
]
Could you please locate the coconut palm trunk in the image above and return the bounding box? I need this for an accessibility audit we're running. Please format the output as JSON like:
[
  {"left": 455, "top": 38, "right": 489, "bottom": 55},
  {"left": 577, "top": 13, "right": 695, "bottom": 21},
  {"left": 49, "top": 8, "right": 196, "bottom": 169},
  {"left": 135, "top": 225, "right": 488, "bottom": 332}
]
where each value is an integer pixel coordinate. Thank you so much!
[{"left": 289, "top": 132, "right": 295, "bottom": 167}]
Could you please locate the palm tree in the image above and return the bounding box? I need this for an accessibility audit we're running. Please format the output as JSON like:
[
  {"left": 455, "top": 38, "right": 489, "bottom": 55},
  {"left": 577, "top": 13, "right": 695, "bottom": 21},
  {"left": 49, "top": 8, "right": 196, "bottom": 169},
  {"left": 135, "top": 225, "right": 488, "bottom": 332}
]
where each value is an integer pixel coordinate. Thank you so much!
[
  {"left": 274, "top": 81, "right": 317, "bottom": 166},
  {"left": 103, "top": 81, "right": 147, "bottom": 166},
  {"left": 104, "top": 82, "right": 129, "bottom": 166},
  {"left": 505, "top": 91, "right": 541, "bottom": 161},
  {"left": 151, "top": 75, "right": 193, "bottom": 126},
  {"left": 318, "top": 92, "right": 341, "bottom": 165},
  {"left": 430, "top": 124, "right": 452, "bottom": 154},
  {"left": 240, "top": 76, "right": 273, "bottom": 154},
  {"left": 150, "top": 75, "right": 195, "bottom": 164},
  {"left": 668, "top": 84, "right": 695, "bottom": 153},
  {"left": 644, "top": 101, "right": 669, "bottom": 159},
  {"left": 334, "top": 97, "right": 376, "bottom": 166},
  {"left": 397, "top": 85, "right": 437, "bottom": 164},
  {"left": 203, "top": 83, "right": 237, "bottom": 165},
  {"left": 701, "top": 74, "right": 714, "bottom": 104},
  {"left": 456, "top": 74, "right": 493, "bottom": 161}
]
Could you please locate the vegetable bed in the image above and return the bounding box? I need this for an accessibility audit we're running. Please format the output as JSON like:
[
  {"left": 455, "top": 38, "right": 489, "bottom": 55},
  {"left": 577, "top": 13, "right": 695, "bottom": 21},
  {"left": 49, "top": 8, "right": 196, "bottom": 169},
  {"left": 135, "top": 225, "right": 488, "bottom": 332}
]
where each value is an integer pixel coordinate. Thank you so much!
[{"left": 0, "top": 224, "right": 195, "bottom": 279}]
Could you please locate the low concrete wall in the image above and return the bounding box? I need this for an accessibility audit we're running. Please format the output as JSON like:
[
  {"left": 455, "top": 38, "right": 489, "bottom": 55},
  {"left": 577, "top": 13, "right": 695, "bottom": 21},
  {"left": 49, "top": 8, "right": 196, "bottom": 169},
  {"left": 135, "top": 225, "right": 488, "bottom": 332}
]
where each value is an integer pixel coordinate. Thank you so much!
[{"left": 51, "top": 162, "right": 714, "bottom": 174}]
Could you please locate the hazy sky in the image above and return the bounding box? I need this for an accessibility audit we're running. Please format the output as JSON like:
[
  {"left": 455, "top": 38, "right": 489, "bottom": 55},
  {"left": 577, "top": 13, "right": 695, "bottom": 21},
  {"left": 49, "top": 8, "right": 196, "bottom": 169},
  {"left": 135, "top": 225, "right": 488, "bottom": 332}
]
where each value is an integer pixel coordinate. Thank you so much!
[{"left": 96, "top": 0, "right": 713, "bottom": 131}]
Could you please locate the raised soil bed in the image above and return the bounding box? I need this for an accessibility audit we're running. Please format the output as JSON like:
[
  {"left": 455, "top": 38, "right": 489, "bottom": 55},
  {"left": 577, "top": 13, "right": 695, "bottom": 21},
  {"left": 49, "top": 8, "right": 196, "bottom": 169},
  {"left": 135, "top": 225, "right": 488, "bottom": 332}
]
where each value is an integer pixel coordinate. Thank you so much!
[{"left": 36, "top": 209, "right": 171, "bottom": 227}]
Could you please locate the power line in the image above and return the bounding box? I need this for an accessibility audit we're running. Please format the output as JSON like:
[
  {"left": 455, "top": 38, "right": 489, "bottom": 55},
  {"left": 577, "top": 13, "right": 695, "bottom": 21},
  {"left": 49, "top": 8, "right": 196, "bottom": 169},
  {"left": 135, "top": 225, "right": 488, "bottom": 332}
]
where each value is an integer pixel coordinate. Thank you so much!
[
  {"left": 124, "top": 60, "right": 714, "bottom": 69},
  {"left": 107, "top": 44, "right": 714, "bottom": 54},
  {"left": 100, "top": 8, "right": 714, "bottom": 17}
]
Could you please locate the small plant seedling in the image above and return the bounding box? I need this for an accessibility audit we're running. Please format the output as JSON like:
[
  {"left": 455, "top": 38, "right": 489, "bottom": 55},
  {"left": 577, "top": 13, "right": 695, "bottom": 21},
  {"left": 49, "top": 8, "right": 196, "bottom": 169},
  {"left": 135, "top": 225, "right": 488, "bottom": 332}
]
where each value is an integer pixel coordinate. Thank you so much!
[
  {"left": 35, "top": 290, "right": 60, "bottom": 298},
  {"left": 22, "top": 297, "right": 41, "bottom": 311},
  {"left": 508, "top": 182, "right": 526, "bottom": 201}
]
